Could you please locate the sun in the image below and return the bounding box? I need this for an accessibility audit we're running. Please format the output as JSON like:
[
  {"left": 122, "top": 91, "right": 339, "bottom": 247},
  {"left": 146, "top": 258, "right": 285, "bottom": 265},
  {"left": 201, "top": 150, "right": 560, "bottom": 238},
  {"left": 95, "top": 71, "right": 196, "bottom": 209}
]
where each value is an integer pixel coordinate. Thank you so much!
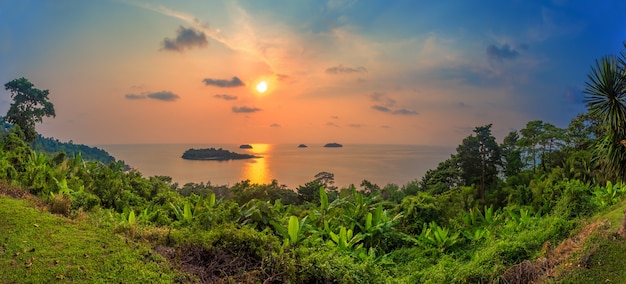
[{"left": 256, "top": 81, "right": 268, "bottom": 93}]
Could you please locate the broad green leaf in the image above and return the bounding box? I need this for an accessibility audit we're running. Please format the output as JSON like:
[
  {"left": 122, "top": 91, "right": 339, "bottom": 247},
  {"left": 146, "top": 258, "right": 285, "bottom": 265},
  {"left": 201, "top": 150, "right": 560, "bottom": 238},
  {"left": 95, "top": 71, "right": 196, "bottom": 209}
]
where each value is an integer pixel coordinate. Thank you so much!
[{"left": 288, "top": 215, "right": 299, "bottom": 244}]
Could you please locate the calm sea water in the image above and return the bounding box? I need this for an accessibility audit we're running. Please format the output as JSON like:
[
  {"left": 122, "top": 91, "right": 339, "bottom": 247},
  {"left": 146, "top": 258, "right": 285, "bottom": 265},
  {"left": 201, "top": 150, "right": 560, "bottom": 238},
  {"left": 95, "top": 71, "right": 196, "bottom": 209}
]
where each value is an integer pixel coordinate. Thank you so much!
[{"left": 98, "top": 144, "right": 455, "bottom": 189}]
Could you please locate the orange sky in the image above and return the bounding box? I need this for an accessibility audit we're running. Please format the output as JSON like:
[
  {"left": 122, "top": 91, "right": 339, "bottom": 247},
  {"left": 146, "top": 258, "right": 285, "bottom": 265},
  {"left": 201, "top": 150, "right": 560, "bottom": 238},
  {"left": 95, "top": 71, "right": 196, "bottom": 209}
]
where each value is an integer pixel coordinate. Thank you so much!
[{"left": 1, "top": 1, "right": 625, "bottom": 146}]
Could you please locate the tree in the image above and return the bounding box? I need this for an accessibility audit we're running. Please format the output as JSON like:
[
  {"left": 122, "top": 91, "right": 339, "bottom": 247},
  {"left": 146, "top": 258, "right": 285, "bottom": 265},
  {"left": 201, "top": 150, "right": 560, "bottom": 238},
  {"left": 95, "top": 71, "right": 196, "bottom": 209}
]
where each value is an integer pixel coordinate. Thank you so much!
[
  {"left": 3, "top": 78, "right": 55, "bottom": 142},
  {"left": 584, "top": 44, "right": 626, "bottom": 181},
  {"left": 583, "top": 41, "right": 626, "bottom": 237},
  {"left": 419, "top": 156, "right": 461, "bottom": 195},
  {"left": 500, "top": 131, "right": 523, "bottom": 178},
  {"left": 456, "top": 124, "right": 501, "bottom": 199}
]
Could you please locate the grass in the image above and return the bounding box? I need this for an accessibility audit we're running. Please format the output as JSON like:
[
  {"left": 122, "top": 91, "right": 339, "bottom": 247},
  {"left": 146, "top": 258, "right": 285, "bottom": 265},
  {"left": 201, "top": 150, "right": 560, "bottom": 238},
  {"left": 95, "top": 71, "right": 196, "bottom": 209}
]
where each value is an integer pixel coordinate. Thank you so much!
[
  {"left": 547, "top": 201, "right": 626, "bottom": 283},
  {"left": 0, "top": 196, "right": 182, "bottom": 283}
]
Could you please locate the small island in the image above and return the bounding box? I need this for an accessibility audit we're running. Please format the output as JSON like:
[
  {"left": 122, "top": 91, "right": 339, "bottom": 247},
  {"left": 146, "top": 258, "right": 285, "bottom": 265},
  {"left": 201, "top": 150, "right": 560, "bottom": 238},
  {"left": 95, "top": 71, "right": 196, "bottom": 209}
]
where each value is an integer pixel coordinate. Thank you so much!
[
  {"left": 239, "top": 144, "right": 253, "bottom": 149},
  {"left": 298, "top": 144, "right": 308, "bottom": 148},
  {"left": 182, "top": 148, "right": 259, "bottom": 161},
  {"left": 324, "top": 143, "right": 343, "bottom": 148}
]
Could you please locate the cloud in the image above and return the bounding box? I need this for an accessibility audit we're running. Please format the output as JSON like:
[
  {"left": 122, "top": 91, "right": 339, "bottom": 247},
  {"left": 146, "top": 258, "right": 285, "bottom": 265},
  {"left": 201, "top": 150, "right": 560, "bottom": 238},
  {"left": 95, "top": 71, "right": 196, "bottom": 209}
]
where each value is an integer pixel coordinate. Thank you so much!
[
  {"left": 326, "top": 122, "right": 340, "bottom": 127},
  {"left": 348, "top": 123, "right": 364, "bottom": 128},
  {"left": 392, "top": 109, "right": 418, "bottom": 115},
  {"left": 214, "top": 94, "right": 238, "bottom": 100},
  {"left": 147, "top": 91, "right": 180, "bottom": 101},
  {"left": 372, "top": 105, "right": 391, "bottom": 112},
  {"left": 161, "top": 26, "right": 208, "bottom": 52},
  {"left": 203, "top": 77, "right": 245, "bottom": 88},
  {"left": 232, "top": 106, "right": 261, "bottom": 113},
  {"left": 326, "top": 64, "right": 368, "bottom": 74},
  {"left": 486, "top": 43, "right": 519, "bottom": 61},
  {"left": 371, "top": 92, "right": 396, "bottom": 107},
  {"left": 125, "top": 91, "right": 180, "bottom": 102},
  {"left": 370, "top": 93, "right": 418, "bottom": 115},
  {"left": 125, "top": 94, "right": 146, "bottom": 100},
  {"left": 270, "top": 123, "right": 281, "bottom": 127},
  {"left": 331, "top": 115, "right": 339, "bottom": 119},
  {"left": 380, "top": 125, "right": 391, "bottom": 129},
  {"left": 275, "top": 74, "right": 289, "bottom": 81}
]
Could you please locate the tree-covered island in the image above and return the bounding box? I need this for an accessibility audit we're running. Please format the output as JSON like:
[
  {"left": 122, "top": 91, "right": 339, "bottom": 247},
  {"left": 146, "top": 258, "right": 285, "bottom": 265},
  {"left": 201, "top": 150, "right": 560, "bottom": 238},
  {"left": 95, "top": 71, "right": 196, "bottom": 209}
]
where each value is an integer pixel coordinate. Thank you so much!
[{"left": 181, "top": 147, "right": 260, "bottom": 161}]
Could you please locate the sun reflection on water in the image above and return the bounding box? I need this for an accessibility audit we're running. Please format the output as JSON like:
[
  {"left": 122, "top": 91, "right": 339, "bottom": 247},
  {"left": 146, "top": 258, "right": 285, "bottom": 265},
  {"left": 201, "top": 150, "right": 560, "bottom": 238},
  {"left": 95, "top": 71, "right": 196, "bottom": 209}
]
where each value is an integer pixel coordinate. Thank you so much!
[{"left": 241, "top": 144, "right": 271, "bottom": 184}]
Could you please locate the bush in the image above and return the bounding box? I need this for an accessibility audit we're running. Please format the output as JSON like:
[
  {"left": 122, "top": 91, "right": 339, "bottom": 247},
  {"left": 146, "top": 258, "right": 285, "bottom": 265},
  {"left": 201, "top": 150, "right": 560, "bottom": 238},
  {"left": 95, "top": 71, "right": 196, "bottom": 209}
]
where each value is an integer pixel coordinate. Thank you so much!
[
  {"left": 70, "top": 190, "right": 101, "bottom": 211},
  {"left": 163, "top": 224, "right": 295, "bottom": 283},
  {"left": 296, "top": 246, "right": 391, "bottom": 283},
  {"left": 552, "top": 180, "right": 596, "bottom": 219},
  {"left": 49, "top": 194, "right": 72, "bottom": 216}
]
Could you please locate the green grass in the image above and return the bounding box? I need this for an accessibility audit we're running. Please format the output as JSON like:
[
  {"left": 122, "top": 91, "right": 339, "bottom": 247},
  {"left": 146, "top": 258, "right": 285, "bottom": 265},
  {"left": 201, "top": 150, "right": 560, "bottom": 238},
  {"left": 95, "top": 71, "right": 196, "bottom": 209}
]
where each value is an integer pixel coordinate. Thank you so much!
[
  {"left": 550, "top": 201, "right": 626, "bottom": 283},
  {"left": 0, "top": 196, "right": 181, "bottom": 283}
]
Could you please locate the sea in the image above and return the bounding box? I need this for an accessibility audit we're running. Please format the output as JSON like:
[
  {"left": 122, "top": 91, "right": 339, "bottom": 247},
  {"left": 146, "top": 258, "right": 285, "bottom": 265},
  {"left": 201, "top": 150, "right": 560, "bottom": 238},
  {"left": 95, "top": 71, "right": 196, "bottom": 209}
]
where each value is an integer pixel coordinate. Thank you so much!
[{"left": 98, "top": 144, "right": 455, "bottom": 189}]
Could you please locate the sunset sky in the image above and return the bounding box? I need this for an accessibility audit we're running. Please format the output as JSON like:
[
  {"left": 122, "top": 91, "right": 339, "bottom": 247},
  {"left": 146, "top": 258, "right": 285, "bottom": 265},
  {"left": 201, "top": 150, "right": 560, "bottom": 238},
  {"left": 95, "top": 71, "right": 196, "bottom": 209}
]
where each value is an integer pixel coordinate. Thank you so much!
[{"left": 1, "top": 0, "right": 625, "bottom": 146}]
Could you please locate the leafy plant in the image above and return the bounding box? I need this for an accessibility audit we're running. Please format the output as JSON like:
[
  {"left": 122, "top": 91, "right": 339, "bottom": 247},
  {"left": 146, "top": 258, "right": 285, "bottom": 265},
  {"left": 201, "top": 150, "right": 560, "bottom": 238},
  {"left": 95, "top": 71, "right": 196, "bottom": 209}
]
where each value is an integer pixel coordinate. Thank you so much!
[
  {"left": 272, "top": 215, "right": 309, "bottom": 246},
  {"left": 592, "top": 181, "right": 625, "bottom": 207},
  {"left": 420, "top": 222, "right": 460, "bottom": 252},
  {"left": 328, "top": 225, "right": 364, "bottom": 251},
  {"left": 169, "top": 201, "right": 194, "bottom": 224}
]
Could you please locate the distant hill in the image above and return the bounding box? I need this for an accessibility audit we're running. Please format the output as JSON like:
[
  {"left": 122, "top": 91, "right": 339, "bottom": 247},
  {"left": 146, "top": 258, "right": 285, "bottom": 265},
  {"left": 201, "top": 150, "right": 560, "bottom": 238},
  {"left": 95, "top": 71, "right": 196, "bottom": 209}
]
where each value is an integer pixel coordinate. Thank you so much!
[
  {"left": 1, "top": 121, "right": 117, "bottom": 164},
  {"left": 31, "top": 135, "right": 117, "bottom": 164}
]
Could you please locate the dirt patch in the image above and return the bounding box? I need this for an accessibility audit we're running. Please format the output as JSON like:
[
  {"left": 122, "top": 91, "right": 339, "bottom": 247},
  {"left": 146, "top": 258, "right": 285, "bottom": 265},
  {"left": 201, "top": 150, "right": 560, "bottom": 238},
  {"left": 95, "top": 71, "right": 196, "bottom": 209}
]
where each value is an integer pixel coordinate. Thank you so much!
[
  {"left": 154, "top": 244, "right": 287, "bottom": 284},
  {"left": 501, "top": 220, "right": 608, "bottom": 283},
  {"left": 0, "top": 181, "right": 31, "bottom": 199}
]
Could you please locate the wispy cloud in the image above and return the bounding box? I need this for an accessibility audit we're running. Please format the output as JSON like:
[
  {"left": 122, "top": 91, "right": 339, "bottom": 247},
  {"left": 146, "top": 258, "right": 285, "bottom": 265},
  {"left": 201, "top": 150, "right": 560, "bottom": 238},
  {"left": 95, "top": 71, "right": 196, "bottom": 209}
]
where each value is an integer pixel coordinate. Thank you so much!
[
  {"left": 232, "top": 106, "right": 261, "bottom": 113},
  {"left": 348, "top": 123, "right": 364, "bottom": 128},
  {"left": 124, "top": 91, "right": 180, "bottom": 102},
  {"left": 372, "top": 105, "right": 391, "bottom": 112},
  {"left": 371, "top": 92, "right": 396, "bottom": 107},
  {"left": 203, "top": 77, "right": 245, "bottom": 88},
  {"left": 125, "top": 94, "right": 146, "bottom": 100},
  {"left": 161, "top": 26, "right": 208, "bottom": 52},
  {"left": 326, "top": 64, "right": 367, "bottom": 74},
  {"left": 392, "top": 109, "right": 418, "bottom": 115},
  {"left": 486, "top": 43, "right": 519, "bottom": 61},
  {"left": 213, "top": 94, "right": 238, "bottom": 100},
  {"left": 370, "top": 92, "right": 418, "bottom": 115},
  {"left": 270, "top": 123, "right": 280, "bottom": 127}
]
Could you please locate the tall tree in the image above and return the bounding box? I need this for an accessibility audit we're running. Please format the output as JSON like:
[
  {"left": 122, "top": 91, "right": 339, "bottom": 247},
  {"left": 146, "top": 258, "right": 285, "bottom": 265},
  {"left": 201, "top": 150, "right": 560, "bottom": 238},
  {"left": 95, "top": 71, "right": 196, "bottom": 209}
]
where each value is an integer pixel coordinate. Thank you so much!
[
  {"left": 518, "top": 120, "right": 544, "bottom": 171},
  {"left": 3, "top": 78, "right": 55, "bottom": 142},
  {"left": 500, "top": 131, "right": 523, "bottom": 178},
  {"left": 456, "top": 124, "right": 501, "bottom": 199}
]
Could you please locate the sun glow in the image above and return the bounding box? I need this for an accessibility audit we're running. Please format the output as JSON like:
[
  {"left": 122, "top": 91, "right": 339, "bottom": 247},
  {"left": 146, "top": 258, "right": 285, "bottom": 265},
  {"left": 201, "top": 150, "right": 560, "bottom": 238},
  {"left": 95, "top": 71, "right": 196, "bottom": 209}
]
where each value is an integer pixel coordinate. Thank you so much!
[{"left": 256, "top": 81, "right": 268, "bottom": 93}]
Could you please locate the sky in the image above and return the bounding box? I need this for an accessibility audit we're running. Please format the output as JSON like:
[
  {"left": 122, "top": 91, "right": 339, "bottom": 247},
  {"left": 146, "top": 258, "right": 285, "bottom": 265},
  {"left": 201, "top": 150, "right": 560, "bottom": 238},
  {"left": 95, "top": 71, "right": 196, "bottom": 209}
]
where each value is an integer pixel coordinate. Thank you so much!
[{"left": 1, "top": 0, "right": 625, "bottom": 146}]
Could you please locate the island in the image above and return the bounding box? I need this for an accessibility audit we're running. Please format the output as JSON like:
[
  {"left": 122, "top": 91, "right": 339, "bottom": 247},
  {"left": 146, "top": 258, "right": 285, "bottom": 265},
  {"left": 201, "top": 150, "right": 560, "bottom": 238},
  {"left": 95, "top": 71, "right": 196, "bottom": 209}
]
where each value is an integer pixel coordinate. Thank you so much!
[
  {"left": 239, "top": 144, "right": 253, "bottom": 149},
  {"left": 298, "top": 144, "right": 308, "bottom": 148},
  {"left": 324, "top": 143, "right": 343, "bottom": 148},
  {"left": 181, "top": 148, "right": 260, "bottom": 161}
]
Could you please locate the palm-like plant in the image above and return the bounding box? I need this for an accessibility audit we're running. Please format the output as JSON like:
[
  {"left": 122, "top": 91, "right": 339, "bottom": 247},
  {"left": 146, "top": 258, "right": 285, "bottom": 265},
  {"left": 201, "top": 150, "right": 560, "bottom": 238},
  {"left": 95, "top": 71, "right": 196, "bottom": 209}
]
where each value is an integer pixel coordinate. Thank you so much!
[
  {"left": 583, "top": 42, "right": 626, "bottom": 237},
  {"left": 584, "top": 44, "right": 626, "bottom": 180}
]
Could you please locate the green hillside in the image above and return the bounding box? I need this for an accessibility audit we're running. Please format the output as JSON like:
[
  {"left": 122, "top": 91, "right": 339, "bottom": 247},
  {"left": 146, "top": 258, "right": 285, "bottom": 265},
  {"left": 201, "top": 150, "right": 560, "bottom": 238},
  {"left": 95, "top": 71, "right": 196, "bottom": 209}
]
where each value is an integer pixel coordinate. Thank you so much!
[{"left": 0, "top": 193, "right": 183, "bottom": 283}]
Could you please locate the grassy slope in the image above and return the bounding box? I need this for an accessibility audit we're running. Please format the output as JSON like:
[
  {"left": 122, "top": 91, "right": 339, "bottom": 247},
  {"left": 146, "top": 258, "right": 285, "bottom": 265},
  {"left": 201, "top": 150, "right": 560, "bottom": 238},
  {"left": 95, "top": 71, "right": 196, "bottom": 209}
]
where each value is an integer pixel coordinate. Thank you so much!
[
  {"left": 0, "top": 196, "right": 180, "bottom": 283},
  {"left": 547, "top": 201, "right": 626, "bottom": 283},
  {"left": 2, "top": 192, "right": 626, "bottom": 283}
]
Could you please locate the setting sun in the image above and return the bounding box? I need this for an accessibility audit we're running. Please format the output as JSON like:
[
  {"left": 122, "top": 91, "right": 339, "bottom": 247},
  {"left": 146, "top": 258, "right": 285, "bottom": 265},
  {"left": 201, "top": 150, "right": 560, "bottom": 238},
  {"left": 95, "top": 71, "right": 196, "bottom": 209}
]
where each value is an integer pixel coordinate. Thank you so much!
[{"left": 256, "top": 81, "right": 268, "bottom": 93}]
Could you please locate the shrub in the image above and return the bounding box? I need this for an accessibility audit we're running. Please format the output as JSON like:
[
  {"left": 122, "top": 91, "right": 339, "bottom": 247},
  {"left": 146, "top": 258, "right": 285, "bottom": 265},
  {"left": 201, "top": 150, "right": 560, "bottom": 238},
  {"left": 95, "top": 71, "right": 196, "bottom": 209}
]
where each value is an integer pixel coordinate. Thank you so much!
[
  {"left": 70, "top": 190, "right": 101, "bottom": 211},
  {"left": 49, "top": 193, "right": 72, "bottom": 216},
  {"left": 296, "top": 246, "right": 391, "bottom": 283},
  {"left": 552, "top": 180, "right": 596, "bottom": 219}
]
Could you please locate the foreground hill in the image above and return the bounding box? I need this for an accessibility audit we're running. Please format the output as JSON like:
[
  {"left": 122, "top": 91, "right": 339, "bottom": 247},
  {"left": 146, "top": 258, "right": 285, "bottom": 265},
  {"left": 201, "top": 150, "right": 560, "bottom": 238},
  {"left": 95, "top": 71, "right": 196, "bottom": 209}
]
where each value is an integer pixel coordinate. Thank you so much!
[
  {"left": 0, "top": 190, "right": 183, "bottom": 283},
  {"left": 2, "top": 183, "right": 626, "bottom": 283}
]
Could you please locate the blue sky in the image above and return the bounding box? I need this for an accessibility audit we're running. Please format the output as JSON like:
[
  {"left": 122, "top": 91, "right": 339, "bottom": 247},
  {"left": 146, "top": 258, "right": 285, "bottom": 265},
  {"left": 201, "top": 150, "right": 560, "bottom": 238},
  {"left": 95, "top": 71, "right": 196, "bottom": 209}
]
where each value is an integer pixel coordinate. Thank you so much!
[{"left": 0, "top": 0, "right": 625, "bottom": 145}]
